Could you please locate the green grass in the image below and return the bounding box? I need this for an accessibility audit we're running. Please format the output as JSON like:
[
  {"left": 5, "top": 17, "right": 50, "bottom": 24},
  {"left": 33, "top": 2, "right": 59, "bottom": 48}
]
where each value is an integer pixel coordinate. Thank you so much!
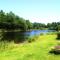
[{"left": 0, "top": 34, "right": 60, "bottom": 60}]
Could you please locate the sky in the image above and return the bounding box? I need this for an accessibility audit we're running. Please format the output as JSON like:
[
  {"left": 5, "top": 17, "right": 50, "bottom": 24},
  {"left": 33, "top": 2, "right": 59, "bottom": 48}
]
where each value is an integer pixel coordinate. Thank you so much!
[{"left": 0, "top": 0, "right": 60, "bottom": 24}]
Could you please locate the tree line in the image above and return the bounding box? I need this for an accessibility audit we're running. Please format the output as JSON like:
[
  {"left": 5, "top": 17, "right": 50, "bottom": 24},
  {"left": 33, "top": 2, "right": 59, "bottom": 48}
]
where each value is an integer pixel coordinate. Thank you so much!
[
  {"left": 47, "top": 22, "right": 60, "bottom": 31},
  {"left": 0, "top": 10, "right": 60, "bottom": 31},
  {"left": 0, "top": 10, "right": 47, "bottom": 31}
]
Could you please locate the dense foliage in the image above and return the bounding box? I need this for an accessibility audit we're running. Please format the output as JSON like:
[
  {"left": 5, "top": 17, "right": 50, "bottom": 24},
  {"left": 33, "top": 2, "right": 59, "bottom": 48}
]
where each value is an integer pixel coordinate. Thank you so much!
[
  {"left": 47, "top": 22, "right": 60, "bottom": 31},
  {"left": 56, "top": 31, "right": 60, "bottom": 40},
  {"left": 0, "top": 10, "right": 47, "bottom": 31},
  {"left": 33, "top": 22, "right": 47, "bottom": 29},
  {"left": 0, "top": 10, "right": 60, "bottom": 31},
  {"left": 0, "top": 10, "right": 28, "bottom": 31}
]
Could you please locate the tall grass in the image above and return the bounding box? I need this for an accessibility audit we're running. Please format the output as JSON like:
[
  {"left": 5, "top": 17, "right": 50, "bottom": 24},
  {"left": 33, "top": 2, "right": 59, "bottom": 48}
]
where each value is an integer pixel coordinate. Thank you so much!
[
  {"left": 27, "top": 35, "right": 39, "bottom": 43},
  {"left": 0, "top": 40, "right": 16, "bottom": 51}
]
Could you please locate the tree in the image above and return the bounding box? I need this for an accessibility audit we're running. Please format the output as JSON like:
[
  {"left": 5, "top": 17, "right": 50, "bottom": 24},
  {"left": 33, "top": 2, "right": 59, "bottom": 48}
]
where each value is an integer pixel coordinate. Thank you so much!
[
  {"left": 56, "top": 25, "right": 60, "bottom": 31},
  {"left": 0, "top": 10, "right": 5, "bottom": 22},
  {"left": 26, "top": 20, "right": 32, "bottom": 30}
]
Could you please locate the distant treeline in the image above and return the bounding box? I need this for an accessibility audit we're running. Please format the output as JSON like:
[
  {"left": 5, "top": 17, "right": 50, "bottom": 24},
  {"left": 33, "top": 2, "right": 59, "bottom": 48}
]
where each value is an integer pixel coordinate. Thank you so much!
[
  {"left": 0, "top": 10, "right": 60, "bottom": 31},
  {"left": 47, "top": 22, "right": 60, "bottom": 31}
]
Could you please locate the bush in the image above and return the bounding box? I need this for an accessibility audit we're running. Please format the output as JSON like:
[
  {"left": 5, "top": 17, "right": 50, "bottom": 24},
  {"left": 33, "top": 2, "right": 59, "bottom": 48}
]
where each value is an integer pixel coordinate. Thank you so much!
[
  {"left": 40, "top": 33, "right": 44, "bottom": 35},
  {"left": 27, "top": 35, "right": 39, "bottom": 43},
  {"left": 57, "top": 32, "right": 60, "bottom": 39},
  {"left": 27, "top": 36, "right": 35, "bottom": 43}
]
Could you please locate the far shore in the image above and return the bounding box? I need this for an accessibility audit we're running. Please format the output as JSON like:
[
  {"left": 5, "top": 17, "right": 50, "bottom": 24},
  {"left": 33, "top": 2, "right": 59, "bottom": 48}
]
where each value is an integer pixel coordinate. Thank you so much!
[{"left": 0, "top": 28, "right": 48, "bottom": 32}]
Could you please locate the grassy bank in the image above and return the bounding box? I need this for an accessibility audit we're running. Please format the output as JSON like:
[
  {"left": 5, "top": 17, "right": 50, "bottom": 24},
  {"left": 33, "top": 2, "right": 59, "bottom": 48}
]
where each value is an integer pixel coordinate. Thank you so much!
[{"left": 0, "top": 34, "right": 60, "bottom": 60}]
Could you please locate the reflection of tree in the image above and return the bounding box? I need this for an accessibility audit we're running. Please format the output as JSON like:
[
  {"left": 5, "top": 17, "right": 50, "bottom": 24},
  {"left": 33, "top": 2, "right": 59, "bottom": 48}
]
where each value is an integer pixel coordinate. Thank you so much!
[
  {"left": 14, "top": 32, "right": 26, "bottom": 43},
  {"left": 1, "top": 32, "right": 15, "bottom": 41},
  {"left": 1, "top": 31, "right": 30, "bottom": 44},
  {"left": 0, "top": 32, "right": 3, "bottom": 40}
]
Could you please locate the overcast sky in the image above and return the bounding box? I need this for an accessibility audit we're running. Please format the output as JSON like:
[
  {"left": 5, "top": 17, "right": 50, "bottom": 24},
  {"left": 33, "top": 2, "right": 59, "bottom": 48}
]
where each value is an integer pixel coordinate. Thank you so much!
[{"left": 0, "top": 0, "right": 60, "bottom": 24}]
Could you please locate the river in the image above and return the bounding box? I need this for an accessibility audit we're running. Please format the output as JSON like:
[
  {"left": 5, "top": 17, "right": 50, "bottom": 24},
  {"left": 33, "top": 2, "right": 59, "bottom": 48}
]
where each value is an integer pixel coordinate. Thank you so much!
[{"left": 0, "top": 30, "right": 55, "bottom": 43}]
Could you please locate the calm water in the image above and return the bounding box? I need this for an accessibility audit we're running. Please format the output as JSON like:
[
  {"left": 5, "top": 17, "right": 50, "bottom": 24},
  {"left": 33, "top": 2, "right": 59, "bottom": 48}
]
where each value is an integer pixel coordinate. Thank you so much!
[{"left": 0, "top": 30, "right": 55, "bottom": 43}]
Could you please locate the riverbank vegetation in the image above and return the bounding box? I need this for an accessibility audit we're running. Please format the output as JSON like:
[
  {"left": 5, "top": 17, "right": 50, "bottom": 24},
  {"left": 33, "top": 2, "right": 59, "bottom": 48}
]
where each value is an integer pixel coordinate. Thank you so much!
[{"left": 0, "top": 34, "right": 60, "bottom": 60}]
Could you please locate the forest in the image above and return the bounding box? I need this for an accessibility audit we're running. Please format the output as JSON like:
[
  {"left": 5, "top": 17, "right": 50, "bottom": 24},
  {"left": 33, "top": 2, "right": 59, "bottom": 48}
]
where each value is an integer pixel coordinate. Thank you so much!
[
  {"left": 0, "top": 10, "right": 60, "bottom": 31},
  {"left": 0, "top": 10, "right": 46, "bottom": 31}
]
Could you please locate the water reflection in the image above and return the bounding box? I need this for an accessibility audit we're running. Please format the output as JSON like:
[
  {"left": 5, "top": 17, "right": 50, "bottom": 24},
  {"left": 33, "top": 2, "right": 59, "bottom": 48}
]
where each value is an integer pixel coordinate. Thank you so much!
[
  {"left": 1, "top": 31, "right": 30, "bottom": 43},
  {"left": 0, "top": 30, "right": 55, "bottom": 43}
]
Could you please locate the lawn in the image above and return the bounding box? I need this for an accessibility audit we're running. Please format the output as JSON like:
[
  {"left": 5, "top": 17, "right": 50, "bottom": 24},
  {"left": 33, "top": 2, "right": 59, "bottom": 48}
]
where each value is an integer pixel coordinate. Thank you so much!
[{"left": 0, "top": 34, "right": 60, "bottom": 60}]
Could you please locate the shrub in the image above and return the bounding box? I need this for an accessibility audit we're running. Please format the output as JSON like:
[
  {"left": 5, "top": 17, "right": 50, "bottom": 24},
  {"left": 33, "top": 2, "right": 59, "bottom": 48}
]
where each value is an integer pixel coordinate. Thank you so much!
[
  {"left": 57, "top": 32, "right": 60, "bottom": 39},
  {"left": 40, "top": 33, "right": 44, "bottom": 35},
  {"left": 27, "top": 34, "right": 40, "bottom": 43},
  {"left": 28, "top": 36, "right": 35, "bottom": 43}
]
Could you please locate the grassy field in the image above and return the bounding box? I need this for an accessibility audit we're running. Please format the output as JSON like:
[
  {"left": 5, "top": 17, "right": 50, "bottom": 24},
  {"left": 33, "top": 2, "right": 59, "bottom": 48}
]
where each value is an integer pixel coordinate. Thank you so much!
[{"left": 0, "top": 34, "right": 60, "bottom": 60}]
